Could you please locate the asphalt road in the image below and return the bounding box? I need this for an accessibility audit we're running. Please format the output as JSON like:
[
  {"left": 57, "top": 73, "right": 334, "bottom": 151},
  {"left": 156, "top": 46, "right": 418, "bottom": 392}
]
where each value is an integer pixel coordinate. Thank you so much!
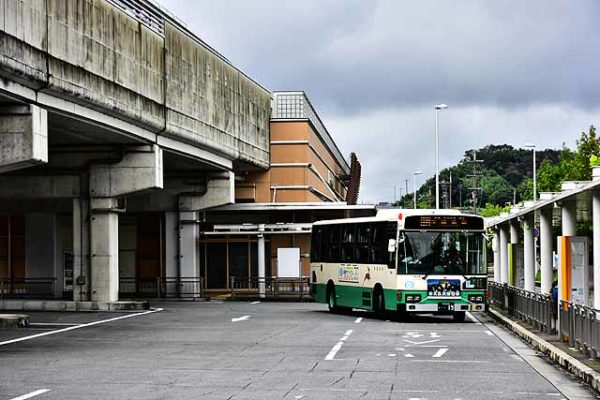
[{"left": 0, "top": 302, "right": 596, "bottom": 400}]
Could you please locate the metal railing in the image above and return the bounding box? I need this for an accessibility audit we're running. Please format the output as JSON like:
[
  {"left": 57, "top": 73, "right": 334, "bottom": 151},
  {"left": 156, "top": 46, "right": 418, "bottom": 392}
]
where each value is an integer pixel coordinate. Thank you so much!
[
  {"left": 230, "top": 277, "right": 311, "bottom": 301},
  {"left": 559, "top": 301, "right": 600, "bottom": 359},
  {"left": 488, "top": 281, "right": 555, "bottom": 333},
  {"left": 0, "top": 278, "right": 57, "bottom": 299},
  {"left": 157, "top": 277, "right": 204, "bottom": 300},
  {"left": 119, "top": 277, "right": 204, "bottom": 300}
]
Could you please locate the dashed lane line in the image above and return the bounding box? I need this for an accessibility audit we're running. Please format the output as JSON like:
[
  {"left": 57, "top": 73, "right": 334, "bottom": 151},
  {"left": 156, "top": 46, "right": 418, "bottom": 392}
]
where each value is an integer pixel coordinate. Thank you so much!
[
  {"left": 0, "top": 308, "right": 163, "bottom": 347},
  {"left": 9, "top": 389, "right": 50, "bottom": 400},
  {"left": 325, "top": 329, "right": 354, "bottom": 360},
  {"left": 354, "top": 317, "right": 363, "bottom": 324},
  {"left": 251, "top": 301, "right": 261, "bottom": 305},
  {"left": 432, "top": 348, "right": 449, "bottom": 358},
  {"left": 231, "top": 315, "right": 251, "bottom": 322}
]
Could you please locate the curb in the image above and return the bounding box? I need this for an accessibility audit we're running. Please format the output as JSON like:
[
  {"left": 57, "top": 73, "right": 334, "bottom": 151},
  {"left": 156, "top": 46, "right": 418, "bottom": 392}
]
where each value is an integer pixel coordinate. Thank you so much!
[
  {"left": 488, "top": 307, "right": 600, "bottom": 394},
  {"left": 0, "top": 314, "right": 29, "bottom": 328},
  {"left": 0, "top": 300, "right": 149, "bottom": 312}
]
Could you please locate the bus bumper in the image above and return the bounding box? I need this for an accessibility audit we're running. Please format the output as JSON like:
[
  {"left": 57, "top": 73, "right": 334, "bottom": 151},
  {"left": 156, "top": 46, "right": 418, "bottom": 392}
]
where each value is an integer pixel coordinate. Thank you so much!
[{"left": 398, "top": 303, "right": 486, "bottom": 312}]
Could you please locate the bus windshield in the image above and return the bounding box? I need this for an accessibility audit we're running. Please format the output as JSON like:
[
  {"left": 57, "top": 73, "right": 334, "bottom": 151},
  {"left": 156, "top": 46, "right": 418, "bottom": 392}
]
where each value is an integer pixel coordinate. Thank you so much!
[{"left": 398, "top": 231, "right": 485, "bottom": 275}]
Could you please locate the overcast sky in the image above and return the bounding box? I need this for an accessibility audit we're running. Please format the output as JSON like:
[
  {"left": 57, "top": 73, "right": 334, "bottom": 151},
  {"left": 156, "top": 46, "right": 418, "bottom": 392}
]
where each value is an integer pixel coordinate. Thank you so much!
[{"left": 163, "top": 0, "right": 600, "bottom": 204}]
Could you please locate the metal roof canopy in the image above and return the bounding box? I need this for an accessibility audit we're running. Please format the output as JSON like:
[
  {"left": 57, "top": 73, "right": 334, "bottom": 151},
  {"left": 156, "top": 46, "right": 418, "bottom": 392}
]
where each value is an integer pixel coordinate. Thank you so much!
[{"left": 486, "top": 179, "right": 600, "bottom": 228}]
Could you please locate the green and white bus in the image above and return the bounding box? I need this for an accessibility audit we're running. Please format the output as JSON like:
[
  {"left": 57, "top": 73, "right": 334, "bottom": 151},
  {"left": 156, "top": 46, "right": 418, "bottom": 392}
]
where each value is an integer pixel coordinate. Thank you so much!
[{"left": 310, "top": 209, "right": 487, "bottom": 322}]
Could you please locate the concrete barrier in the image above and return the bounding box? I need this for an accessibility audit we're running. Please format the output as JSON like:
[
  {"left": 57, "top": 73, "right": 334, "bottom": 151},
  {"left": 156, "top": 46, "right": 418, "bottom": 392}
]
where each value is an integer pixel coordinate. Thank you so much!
[
  {"left": 0, "top": 300, "right": 149, "bottom": 312},
  {"left": 0, "top": 314, "right": 30, "bottom": 328}
]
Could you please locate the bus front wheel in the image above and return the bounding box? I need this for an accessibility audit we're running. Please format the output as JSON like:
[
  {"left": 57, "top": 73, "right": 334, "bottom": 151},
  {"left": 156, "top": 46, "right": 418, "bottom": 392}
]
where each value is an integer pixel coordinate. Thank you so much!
[
  {"left": 453, "top": 311, "right": 466, "bottom": 322},
  {"left": 327, "top": 286, "right": 338, "bottom": 313},
  {"left": 373, "top": 288, "right": 385, "bottom": 319}
]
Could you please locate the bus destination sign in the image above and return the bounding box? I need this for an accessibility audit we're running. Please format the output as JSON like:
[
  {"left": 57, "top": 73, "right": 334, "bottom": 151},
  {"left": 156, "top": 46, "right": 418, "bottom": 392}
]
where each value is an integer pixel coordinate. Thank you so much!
[{"left": 404, "top": 215, "right": 484, "bottom": 230}]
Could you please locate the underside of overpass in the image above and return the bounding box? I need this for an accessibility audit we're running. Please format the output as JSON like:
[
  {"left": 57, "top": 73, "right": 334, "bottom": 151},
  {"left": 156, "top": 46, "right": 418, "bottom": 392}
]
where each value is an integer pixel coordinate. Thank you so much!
[{"left": 0, "top": 0, "right": 271, "bottom": 304}]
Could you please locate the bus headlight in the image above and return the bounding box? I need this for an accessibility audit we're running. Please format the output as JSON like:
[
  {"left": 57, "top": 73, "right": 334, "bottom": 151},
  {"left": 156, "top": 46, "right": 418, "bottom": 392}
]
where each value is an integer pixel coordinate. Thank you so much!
[{"left": 468, "top": 294, "right": 484, "bottom": 303}]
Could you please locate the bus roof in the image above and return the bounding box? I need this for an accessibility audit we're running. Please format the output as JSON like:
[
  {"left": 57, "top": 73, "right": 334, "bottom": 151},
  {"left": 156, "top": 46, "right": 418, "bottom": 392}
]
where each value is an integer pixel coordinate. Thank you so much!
[{"left": 313, "top": 208, "right": 472, "bottom": 226}]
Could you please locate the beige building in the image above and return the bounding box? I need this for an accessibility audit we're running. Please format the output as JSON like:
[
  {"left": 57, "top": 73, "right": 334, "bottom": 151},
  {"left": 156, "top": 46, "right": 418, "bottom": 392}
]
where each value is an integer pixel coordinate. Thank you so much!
[{"left": 199, "top": 91, "right": 368, "bottom": 292}]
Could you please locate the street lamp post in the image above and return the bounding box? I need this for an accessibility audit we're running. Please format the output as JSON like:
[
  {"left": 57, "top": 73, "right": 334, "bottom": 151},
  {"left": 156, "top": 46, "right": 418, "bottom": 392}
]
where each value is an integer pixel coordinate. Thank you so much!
[
  {"left": 524, "top": 143, "right": 537, "bottom": 202},
  {"left": 413, "top": 171, "right": 422, "bottom": 209},
  {"left": 434, "top": 104, "right": 448, "bottom": 209}
]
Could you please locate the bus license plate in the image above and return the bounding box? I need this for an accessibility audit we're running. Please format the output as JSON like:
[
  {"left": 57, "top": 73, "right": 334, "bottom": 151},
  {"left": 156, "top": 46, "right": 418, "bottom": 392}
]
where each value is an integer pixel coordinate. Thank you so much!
[{"left": 438, "top": 303, "right": 454, "bottom": 312}]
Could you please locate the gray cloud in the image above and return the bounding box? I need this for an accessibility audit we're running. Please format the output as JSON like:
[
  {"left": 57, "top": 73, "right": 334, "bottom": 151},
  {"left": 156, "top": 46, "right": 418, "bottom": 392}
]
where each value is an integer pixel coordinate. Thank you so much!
[
  {"left": 162, "top": 0, "right": 600, "bottom": 202},
  {"left": 163, "top": 0, "right": 600, "bottom": 113}
]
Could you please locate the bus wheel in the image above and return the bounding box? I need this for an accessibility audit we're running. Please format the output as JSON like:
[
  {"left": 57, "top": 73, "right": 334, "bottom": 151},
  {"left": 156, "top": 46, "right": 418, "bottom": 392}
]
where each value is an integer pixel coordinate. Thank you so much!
[
  {"left": 327, "top": 286, "right": 338, "bottom": 313},
  {"left": 373, "top": 288, "right": 385, "bottom": 319},
  {"left": 453, "top": 311, "right": 466, "bottom": 322}
]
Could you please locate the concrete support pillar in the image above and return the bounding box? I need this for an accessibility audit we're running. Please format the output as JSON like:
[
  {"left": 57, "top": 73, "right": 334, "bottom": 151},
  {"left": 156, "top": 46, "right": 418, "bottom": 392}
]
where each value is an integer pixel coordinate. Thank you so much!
[
  {"left": 561, "top": 199, "right": 577, "bottom": 237},
  {"left": 0, "top": 105, "right": 47, "bottom": 173},
  {"left": 178, "top": 211, "right": 198, "bottom": 279},
  {"left": 499, "top": 225, "right": 509, "bottom": 284},
  {"left": 540, "top": 207, "right": 553, "bottom": 294},
  {"left": 492, "top": 234, "right": 500, "bottom": 282},
  {"left": 258, "top": 224, "right": 266, "bottom": 298},
  {"left": 523, "top": 213, "right": 535, "bottom": 292},
  {"left": 90, "top": 198, "right": 120, "bottom": 302},
  {"left": 73, "top": 198, "right": 90, "bottom": 301},
  {"left": 593, "top": 168, "right": 600, "bottom": 308}
]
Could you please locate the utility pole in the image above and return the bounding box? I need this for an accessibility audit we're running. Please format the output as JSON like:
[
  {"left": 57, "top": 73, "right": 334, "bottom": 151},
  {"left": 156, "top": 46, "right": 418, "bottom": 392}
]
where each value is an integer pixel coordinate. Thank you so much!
[
  {"left": 405, "top": 179, "right": 409, "bottom": 208},
  {"left": 466, "top": 151, "right": 484, "bottom": 213}
]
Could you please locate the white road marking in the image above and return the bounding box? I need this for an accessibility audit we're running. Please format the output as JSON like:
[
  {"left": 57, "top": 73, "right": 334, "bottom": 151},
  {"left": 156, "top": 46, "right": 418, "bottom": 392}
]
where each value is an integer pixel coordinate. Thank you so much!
[
  {"left": 485, "top": 331, "right": 493, "bottom": 336},
  {"left": 413, "top": 360, "right": 490, "bottom": 363},
  {"left": 0, "top": 308, "right": 163, "bottom": 347},
  {"left": 432, "top": 348, "right": 449, "bottom": 358},
  {"left": 325, "top": 342, "right": 344, "bottom": 360},
  {"left": 466, "top": 312, "right": 481, "bottom": 325},
  {"left": 325, "top": 329, "right": 354, "bottom": 360},
  {"left": 388, "top": 353, "right": 396, "bottom": 357},
  {"left": 354, "top": 317, "right": 363, "bottom": 324},
  {"left": 404, "top": 353, "right": 415, "bottom": 358},
  {"left": 251, "top": 301, "right": 261, "bottom": 305},
  {"left": 29, "top": 323, "right": 82, "bottom": 326},
  {"left": 430, "top": 332, "right": 441, "bottom": 338},
  {"left": 402, "top": 339, "right": 440, "bottom": 345},
  {"left": 9, "top": 389, "right": 50, "bottom": 400},
  {"left": 231, "top": 316, "right": 251, "bottom": 322}
]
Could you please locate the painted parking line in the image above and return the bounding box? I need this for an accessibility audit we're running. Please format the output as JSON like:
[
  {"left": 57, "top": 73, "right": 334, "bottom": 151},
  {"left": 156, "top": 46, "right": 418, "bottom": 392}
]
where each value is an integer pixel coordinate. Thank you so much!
[
  {"left": 0, "top": 308, "right": 163, "bottom": 347},
  {"left": 231, "top": 315, "right": 251, "bottom": 322},
  {"left": 10, "top": 389, "right": 50, "bottom": 400},
  {"left": 325, "top": 329, "right": 354, "bottom": 360}
]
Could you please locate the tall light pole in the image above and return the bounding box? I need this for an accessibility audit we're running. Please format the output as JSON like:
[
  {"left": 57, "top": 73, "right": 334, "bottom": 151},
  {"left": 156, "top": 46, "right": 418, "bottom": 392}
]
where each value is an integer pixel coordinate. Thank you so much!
[
  {"left": 413, "top": 171, "right": 422, "bottom": 209},
  {"left": 434, "top": 104, "right": 448, "bottom": 209},
  {"left": 524, "top": 143, "right": 537, "bottom": 202}
]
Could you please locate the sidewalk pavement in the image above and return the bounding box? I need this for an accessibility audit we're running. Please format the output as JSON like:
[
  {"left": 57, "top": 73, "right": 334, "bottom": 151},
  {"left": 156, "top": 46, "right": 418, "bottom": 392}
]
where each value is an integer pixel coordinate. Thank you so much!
[{"left": 489, "top": 306, "right": 600, "bottom": 394}]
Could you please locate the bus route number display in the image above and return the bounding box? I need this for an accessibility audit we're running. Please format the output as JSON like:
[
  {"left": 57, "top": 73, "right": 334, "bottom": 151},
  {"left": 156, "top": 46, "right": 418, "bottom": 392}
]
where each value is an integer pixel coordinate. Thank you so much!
[{"left": 404, "top": 215, "right": 484, "bottom": 230}]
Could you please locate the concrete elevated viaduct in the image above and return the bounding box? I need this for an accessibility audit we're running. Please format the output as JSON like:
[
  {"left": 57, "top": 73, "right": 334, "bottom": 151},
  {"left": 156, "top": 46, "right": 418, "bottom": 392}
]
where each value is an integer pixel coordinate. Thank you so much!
[{"left": 0, "top": 0, "right": 271, "bottom": 304}]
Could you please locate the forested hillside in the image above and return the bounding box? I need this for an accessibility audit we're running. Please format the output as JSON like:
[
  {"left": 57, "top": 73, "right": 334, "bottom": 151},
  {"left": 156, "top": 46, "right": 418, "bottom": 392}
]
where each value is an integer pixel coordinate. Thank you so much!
[{"left": 398, "top": 126, "right": 600, "bottom": 215}]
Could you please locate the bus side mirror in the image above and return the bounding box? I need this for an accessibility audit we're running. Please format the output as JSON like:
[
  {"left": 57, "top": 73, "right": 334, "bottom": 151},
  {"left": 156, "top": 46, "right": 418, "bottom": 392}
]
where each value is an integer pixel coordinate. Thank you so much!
[{"left": 388, "top": 239, "right": 396, "bottom": 253}]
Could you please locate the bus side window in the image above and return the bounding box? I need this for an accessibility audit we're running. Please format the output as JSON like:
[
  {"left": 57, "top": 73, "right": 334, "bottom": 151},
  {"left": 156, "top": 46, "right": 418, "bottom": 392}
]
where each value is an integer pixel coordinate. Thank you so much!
[
  {"left": 370, "top": 223, "right": 385, "bottom": 265},
  {"left": 355, "top": 223, "right": 371, "bottom": 264},
  {"left": 341, "top": 224, "right": 356, "bottom": 262},
  {"left": 328, "top": 225, "right": 341, "bottom": 263},
  {"left": 310, "top": 226, "right": 322, "bottom": 261}
]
